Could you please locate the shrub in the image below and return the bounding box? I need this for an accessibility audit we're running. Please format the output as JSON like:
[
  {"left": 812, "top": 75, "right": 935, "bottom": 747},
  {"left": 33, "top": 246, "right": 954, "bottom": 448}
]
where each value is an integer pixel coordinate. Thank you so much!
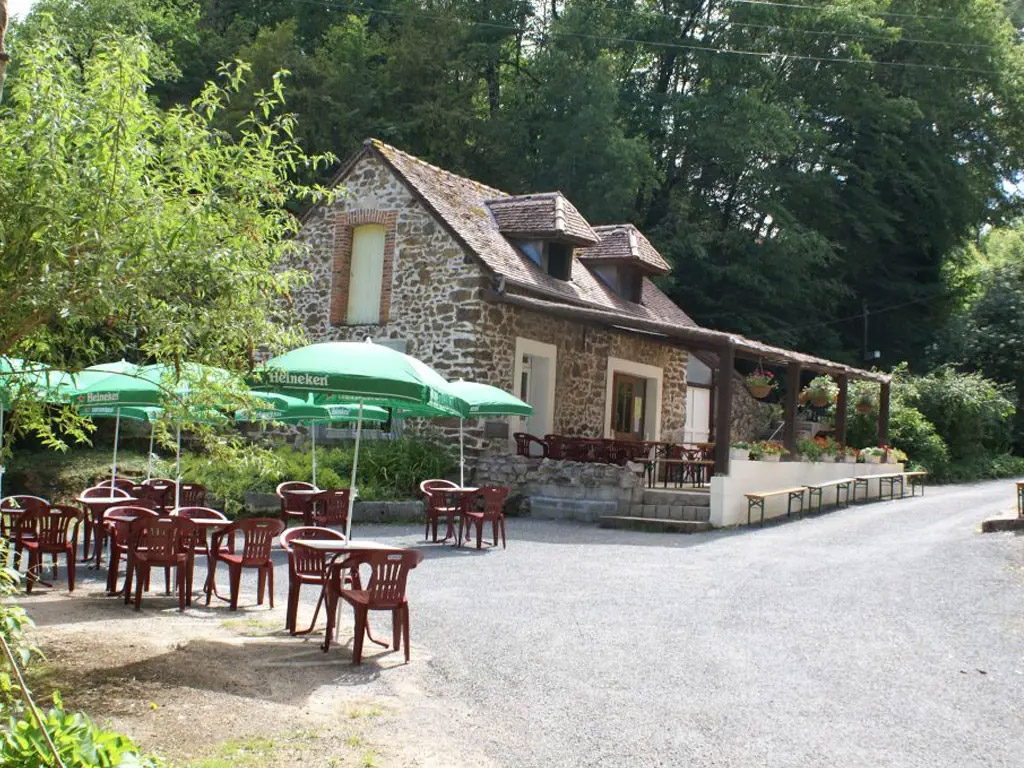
[
  {"left": 4, "top": 448, "right": 171, "bottom": 504},
  {"left": 0, "top": 693, "right": 159, "bottom": 767},
  {"left": 181, "top": 437, "right": 456, "bottom": 514}
]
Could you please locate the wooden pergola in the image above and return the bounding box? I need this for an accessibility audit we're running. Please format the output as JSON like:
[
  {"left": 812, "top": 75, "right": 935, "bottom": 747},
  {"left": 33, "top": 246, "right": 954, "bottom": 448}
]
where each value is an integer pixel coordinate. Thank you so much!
[{"left": 486, "top": 290, "right": 892, "bottom": 475}]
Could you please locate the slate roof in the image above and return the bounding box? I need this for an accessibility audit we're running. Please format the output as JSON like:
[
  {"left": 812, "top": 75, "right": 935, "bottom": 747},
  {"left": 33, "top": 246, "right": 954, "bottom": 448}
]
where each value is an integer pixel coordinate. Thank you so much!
[
  {"left": 485, "top": 193, "right": 599, "bottom": 246},
  {"left": 578, "top": 224, "right": 671, "bottom": 275},
  {"left": 364, "top": 139, "right": 698, "bottom": 327}
]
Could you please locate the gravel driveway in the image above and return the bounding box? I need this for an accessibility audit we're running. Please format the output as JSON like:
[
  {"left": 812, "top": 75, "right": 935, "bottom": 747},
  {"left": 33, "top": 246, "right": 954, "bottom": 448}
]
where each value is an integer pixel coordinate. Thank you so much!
[{"left": 294, "top": 478, "right": 1024, "bottom": 768}]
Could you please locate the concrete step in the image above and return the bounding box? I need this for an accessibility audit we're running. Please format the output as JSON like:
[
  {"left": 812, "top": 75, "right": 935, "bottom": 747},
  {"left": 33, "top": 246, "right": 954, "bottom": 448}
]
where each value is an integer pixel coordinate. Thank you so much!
[
  {"left": 599, "top": 516, "right": 712, "bottom": 534},
  {"left": 529, "top": 497, "right": 617, "bottom": 523},
  {"left": 642, "top": 489, "right": 710, "bottom": 506},
  {"left": 625, "top": 503, "right": 710, "bottom": 522}
]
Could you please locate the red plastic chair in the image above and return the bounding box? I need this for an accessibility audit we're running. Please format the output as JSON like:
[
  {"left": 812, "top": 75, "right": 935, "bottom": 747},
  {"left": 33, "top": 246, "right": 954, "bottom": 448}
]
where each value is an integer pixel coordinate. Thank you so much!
[
  {"left": 79, "top": 485, "right": 133, "bottom": 564},
  {"left": 276, "top": 481, "right": 318, "bottom": 526},
  {"left": 205, "top": 518, "right": 285, "bottom": 610},
  {"left": 172, "top": 506, "right": 227, "bottom": 555},
  {"left": 311, "top": 489, "right": 350, "bottom": 528},
  {"left": 124, "top": 516, "right": 194, "bottom": 611},
  {"left": 322, "top": 549, "right": 424, "bottom": 664},
  {"left": 420, "top": 479, "right": 458, "bottom": 543},
  {"left": 96, "top": 478, "right": 138, "bottom": 494},
  {"left": 463, "top": 485, "right": 510, "bottom": 549},
  {"left": 280, "top": 526, "right": 347, "bottom": 634},
  {"left": 176, "top": 483, "right": 207, "bottom": 508},
  {"left": 1, "top": 495, "right": 50, "bottom": 568},
  {"left": 22, "top": 505, "right": 83, "bottom": 592},
  {"left": 138, "top": 478, "right": 175, "bottom": 512},
  {"left": 104, "top": 506, "right": 159, "bottom": 595}
]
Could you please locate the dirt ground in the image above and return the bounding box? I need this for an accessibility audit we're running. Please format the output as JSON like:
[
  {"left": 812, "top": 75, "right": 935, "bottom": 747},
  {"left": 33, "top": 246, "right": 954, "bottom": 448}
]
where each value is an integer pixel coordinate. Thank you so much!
[{"left": 21, "top": 578, "right": 493, "bottom": 768}]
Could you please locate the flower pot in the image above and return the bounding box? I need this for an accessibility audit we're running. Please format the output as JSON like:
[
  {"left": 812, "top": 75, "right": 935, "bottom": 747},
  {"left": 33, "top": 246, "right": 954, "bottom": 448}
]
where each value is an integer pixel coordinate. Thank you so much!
[
  {"left": 729, "top": 448, "right": 750, "bottom": 461},
  {"left": 843, "top": 455, "right": 856, "bottom": 464},
  {"left": 855, "top": 403, "right": 873, "bottom": 414},
  {"left": 759, "top": 454, "right": 781, "bottom": 462},
  {"left": 819, "top": 455, "right": 835, "bottom": 463},
  {"left": 864, "top": 454, "right": 881, "bottom": 464},
  {"left": 810, "top": 395, "right": 830, "bottom": 408},
  {"left": 798, "top": 391, "right": 810, "bottom": 405},
  {"left": 746, "top": 383, "right": 773, "bottom": 399}
]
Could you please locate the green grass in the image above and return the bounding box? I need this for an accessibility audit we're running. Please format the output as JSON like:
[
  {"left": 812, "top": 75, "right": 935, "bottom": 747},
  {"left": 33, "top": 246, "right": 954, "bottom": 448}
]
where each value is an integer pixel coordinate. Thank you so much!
[
  {"left": 184, "top": 736, "right": 279, "bottom": 768},
  {"left": 219, "top": 617, "right": 280, "bottom": 637}
]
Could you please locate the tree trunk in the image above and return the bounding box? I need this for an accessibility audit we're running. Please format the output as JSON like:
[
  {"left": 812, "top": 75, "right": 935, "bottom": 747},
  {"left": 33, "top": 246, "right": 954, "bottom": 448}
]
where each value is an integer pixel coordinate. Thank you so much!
[{"left": 0, "top": 0, "right": 10, "bottom": 105}]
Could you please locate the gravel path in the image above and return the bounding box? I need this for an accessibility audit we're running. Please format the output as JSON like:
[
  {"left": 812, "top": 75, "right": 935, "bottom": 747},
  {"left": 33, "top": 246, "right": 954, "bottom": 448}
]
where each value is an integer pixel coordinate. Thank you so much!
[{"left": 292, "top": 478, "right": 1024, "bottom": 768}]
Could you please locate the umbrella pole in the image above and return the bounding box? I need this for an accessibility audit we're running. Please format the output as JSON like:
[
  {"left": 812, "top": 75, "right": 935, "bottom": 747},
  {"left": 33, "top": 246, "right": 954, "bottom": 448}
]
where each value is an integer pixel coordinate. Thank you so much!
[
  {"left": 345, "top": 401, "right": 363, "bottom": 542},
  {"left": 459, "top": 418, "right": 465, "bottom": 488},
  {"left": 175, "top": 424, "right": 182, "bottom": 510},
  {"left": 110, "top": 408, "right": 121, "bottom": 491},
  {"left": 146, "top": 422, "right": 155, "bottom": 481},
  {"left": 311, "top": 420, "right": 317, "bottom": 488},
  {"left": 0, "top": 408, "right": 5, "bottom": 500}
]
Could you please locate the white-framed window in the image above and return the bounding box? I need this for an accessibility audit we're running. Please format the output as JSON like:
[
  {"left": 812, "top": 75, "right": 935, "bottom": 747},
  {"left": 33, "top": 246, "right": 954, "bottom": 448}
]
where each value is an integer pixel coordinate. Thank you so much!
[
  {"left": 346, "top": 224, "right": 387, "bottom": 324},
  {"left": 603, "top": 357, "right": 663, "bottom": 442}
]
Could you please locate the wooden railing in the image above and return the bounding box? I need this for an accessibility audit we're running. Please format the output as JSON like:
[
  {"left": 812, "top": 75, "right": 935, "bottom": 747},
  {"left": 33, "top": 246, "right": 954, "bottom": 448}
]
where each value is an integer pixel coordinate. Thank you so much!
[{"left": 513, "top": 433, "right": 714, "bottom": 468}]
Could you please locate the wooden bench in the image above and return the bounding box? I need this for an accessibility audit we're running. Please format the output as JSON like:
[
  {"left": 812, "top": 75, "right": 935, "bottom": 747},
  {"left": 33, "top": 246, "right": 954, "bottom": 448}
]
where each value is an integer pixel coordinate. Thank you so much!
[
  {"left": 853, "top": 472, "right": 904, "bottom": 502},
  {"left": 1016, "top": 480, "right": 1023, "bottom": 518},
  {"left": 804, "top": 478, "right": 854, "bottom": 514},
  {"left": 904, "top": 471, "right": 928, "bottom": 497},
  {"left": 745, "top": 487, "right": 806, "bottom": 527}
]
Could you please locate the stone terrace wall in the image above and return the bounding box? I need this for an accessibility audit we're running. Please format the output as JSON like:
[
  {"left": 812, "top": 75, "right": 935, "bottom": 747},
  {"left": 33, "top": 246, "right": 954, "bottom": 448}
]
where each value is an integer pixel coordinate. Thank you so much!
[{"left": 475, "top": 454, "right": 644, "bottom": 522}]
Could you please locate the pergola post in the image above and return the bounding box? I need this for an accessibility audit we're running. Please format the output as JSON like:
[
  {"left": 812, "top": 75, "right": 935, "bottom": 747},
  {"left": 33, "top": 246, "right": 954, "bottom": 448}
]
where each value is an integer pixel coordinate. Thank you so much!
[
  {"left": 713, "top": 342, "right": 735, "bottom": 476},
  {"left": 783, "top": 362, "right": 801, "bottom": 459},
  {"left": 878, "top": 380, "right": 891, "bottom": 447},
  {"left": 835, "top": 374, "right": 849, "bottom": 446}
]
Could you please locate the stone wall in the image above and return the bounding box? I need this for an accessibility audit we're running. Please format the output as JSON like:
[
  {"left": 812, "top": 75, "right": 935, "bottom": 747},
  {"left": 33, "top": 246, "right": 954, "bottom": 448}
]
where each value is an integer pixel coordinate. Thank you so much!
[
  {"left": 470, "top": 301, "right": 688, "bottom": 449},
  {"left": 731, "top": 382, "right": 774, "bottom": 442},
  {"left": 474, "top": 453, "right": 644, "bottom": 522}
]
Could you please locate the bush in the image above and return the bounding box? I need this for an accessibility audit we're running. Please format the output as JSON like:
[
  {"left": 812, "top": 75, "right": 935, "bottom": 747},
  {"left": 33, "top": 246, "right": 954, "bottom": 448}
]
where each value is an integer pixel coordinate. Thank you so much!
[{"left": 182, "top": 437, "right": 456, "bottom": 514}]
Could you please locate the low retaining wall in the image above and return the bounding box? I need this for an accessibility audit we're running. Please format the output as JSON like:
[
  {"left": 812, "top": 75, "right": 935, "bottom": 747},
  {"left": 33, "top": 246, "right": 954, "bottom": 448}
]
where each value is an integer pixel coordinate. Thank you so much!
[
  {"left": 474, "top": 455, "right": 644, "bottom": 522},
  {"left": 242, "top": 491, "right": 422, "bottom": 523},
  {"left": 710, "top": 460, "right": 905, "bottom": 527}
]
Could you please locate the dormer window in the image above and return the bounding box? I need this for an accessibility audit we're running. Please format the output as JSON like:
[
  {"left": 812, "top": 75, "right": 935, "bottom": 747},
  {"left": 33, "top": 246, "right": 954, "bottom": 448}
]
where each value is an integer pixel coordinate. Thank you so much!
[
  {"left": 514, "top": 239, "right": 573, "bottom": 281},
  {"left": 593, "top": 264, "right": 642, "bottom": 304}
]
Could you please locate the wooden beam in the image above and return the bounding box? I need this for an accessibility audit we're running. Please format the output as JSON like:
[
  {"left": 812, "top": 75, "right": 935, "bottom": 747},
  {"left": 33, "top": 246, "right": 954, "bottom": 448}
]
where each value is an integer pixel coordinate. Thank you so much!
[
  {"left": 783, "top": 362, "right": 801, "bottom": 459},
  {"left": 835, "top": 374, "right": 849, "bottom": 446},
  {"left": 878, "top": 380, "right": 891, "bottom": 447},
  {"left": 713, "top": 342, "right": 735, "bottom": 476}
]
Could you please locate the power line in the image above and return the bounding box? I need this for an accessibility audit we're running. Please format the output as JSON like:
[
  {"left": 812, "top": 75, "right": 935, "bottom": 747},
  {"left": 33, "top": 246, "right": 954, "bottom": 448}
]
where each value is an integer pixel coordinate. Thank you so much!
[
  {"left": 722, "top": 0, "right": 973, "bottom": 23},
  {"left": 289, "top": 0, "right": 1013, "bottom": 77}
]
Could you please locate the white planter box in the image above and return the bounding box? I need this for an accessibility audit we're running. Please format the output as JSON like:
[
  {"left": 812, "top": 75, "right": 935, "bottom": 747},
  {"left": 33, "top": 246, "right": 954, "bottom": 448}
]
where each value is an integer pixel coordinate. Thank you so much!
[
  {"left": 758, "top": 454, "right": 781, "bottom": 463},
  {"left": 729, "top": 448, "right": 750, "bottom": 461},
  {"left": 843, "top": 455, "right": 856, "bottom": 464},
  {"left": 864, "top": 454, "right": 881, "bottom": 464}
]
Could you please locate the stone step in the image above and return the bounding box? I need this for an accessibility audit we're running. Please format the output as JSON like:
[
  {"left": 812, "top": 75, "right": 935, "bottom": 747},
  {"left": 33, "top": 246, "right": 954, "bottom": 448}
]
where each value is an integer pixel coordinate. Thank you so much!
[
  {"left": 599, "top": 516, "right": 712, "bottom": 534},
  {"left": 529, "top": 497, "right": 618, "bottom": 524},
  {"left": 641, "top": 489, "right": 710, "bottom": 506},
  {"left": 625, "top": 503, "right": 710, "bottom": 522}
]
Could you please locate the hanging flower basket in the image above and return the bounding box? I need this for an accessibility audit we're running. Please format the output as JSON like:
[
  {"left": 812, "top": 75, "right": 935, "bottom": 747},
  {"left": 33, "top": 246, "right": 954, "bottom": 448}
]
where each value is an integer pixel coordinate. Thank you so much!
[
  {"left": 798, "top": 390, "right": 810, "bottom": 405},
  {"left": 810, "top": 394, "right": 830, "bottom": 408},
  {"left": 744, "top": 365, "right": 775, "bottom": 400},
  {"left": 855, "top": 402, "right": 873, "bottom": 414}
]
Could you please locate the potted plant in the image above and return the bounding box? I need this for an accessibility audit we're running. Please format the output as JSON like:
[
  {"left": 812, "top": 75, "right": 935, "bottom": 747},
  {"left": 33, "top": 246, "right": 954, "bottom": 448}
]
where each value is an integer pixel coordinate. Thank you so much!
[
  {"left": 745, "top": 369, "right": 776, "bottom": 399},
  {"left": 797, "top": 438, "right": 823, "bottom": 462},
  {"left": 816, "top": 436, "right": 840, "bottom": 462},
  {"left": 841, "top": 446, "right": 858, "bottom": 464},
  {"left": 751, "top": 441, "right": 788, "bottom": 462},
  {"left": 802, "top": 375, "right": 838, "bottom": 408},
  {"left": 729, "top": 441, "right": 751, "bottom": 461},
  {"left": 854, "top": 393, "right": 874, "bottom": 414},
  {"left": 860, "top": 446, "right": 884, "bottom": 464},
  {"left": 883, "top": 446, "right": 908, "bottom": 465}
]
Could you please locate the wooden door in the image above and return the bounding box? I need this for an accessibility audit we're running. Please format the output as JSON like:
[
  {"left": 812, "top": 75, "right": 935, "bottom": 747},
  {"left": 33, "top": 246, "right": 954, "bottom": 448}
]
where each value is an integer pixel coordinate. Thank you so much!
[{"left": 612, "top": 373, "right": 646, "bottom": 442}]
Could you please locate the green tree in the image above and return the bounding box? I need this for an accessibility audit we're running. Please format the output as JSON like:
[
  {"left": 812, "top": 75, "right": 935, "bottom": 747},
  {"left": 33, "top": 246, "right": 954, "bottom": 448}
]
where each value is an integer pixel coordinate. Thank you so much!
[{"left": 0, "top": 24, "right": 334, "bottom": 450}]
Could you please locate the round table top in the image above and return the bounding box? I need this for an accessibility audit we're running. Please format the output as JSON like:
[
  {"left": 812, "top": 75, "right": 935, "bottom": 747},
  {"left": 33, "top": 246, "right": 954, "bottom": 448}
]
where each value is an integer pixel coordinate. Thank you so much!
[
  {"left": 76, "top": 495, "right": 137, "bottom": 507},
  {"left": 284, "top": 488, "right": 327, "bottom": 496}
]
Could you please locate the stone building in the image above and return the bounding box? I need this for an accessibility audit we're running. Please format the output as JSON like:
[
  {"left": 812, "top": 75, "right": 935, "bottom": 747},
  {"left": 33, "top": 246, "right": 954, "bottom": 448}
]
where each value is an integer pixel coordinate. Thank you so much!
[{"left": 291, "top": 139, "right": 763, "bottom": 455}]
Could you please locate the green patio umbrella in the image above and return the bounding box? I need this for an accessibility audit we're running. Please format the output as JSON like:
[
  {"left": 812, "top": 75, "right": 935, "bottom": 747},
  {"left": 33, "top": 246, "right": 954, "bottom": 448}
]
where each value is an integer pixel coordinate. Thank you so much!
[
  {"left": 72, "top": 362, "right": 235, "bottom": 507},
  {"left": 446, "top": 380, "right": 533, "bottom": 487},
  {"left": 250, "top": 340, "right": 468, "bottom": 540},
  {"left": 237, "top": 393, "right": 387, "bottom": 486}
]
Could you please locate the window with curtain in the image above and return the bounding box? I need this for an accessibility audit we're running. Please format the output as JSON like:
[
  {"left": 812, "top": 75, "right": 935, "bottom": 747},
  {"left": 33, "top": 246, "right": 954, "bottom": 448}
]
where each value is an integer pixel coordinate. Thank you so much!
[{"left": 346, "top": 224, "right": 387, "bottom": 324}]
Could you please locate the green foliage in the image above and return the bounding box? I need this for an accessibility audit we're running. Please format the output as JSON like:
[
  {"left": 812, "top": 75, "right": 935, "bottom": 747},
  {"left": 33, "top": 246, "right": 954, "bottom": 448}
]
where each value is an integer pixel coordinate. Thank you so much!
[
  {"left": 0, "top": 22, "right": 334, "bottom": 455},
  {"left": 796, "top": 438, "right": 823, "bottom": 461},
  {"left": 4, "top": 447, "right": 170, "bottom": 504},
  {"left": 182, "top": 437, "right": 456, "bottom": 513},
  {"left": 0, "top": 692, "right": 159, "bottom": 767}
]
